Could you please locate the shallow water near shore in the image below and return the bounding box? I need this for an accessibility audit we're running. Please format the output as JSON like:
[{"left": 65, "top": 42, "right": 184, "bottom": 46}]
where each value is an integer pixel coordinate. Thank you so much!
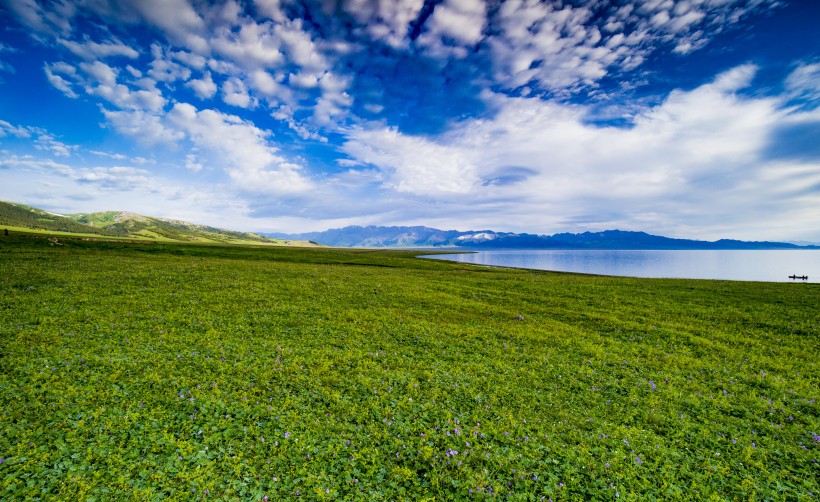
[{"left": 421, "top": 249, "right": 820, "bottom": 282}]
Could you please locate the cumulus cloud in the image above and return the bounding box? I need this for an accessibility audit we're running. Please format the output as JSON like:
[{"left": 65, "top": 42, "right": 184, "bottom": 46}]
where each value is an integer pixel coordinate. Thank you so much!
[
  {"left": 210, "top": 18, "right": 285, "bottom": 69},
  {"left": 343, "top": 0, "right": 425, "bottom": 49},
  {"left": 339, "top": 65, "right": 819, "bottom": 238},
  {"left": 80, "top": 60, "right": 167, "bottom": 112},
  {"left": 123, "top": 0, "right": 208, "bottom": 53},
  {"left": 186, "top": 71, "right": 218, "bottom": 100},
  {"left": 417, "top": 0, "right": 487, "bottom": 58},
  {"left": 222, "top": 77, "right": 254, "bottom": 108},
  {"left": 342, "top": 127, "right": 479, "bottom": 195},
  {"left": 101, "top": 108, "right": 182, "bottom": 145},
  {"left": 166, "top": 102, "right": 313, "bottom": 194},
  {"left": 485, "top": 0, "right": 780, "bottom": 93},
  {"left": 148, "top": 44, "right": 192, "bottom": 82}
]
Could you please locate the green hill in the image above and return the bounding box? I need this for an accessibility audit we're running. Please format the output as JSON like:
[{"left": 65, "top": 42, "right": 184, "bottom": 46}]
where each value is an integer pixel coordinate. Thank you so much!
[
  {"left": 0, "top": 201, "right": 124, "bottom": 237},
  {"left": 0, "top": 201, "right": 310, "bottom": 246}
]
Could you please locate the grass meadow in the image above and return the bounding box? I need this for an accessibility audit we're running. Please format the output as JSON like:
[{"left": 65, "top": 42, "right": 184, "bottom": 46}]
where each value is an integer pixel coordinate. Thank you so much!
[{"left": 1, "top": 233, "right": 818, "bottom": 500}]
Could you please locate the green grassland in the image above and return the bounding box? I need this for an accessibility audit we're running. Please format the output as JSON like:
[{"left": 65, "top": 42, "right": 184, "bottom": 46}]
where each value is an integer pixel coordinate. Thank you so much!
[{"left": 0, "top": 233, "right": 818, "bottom": 500}]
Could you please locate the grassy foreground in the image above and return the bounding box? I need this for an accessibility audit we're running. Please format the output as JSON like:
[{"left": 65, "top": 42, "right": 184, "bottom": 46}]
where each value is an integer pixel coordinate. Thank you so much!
[{"left": 0, "top": 234, "right": 818, "bottom": 500}]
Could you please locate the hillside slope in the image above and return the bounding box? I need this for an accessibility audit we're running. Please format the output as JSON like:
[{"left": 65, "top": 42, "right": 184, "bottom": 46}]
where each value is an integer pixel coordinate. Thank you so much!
[
  {"left": 0, "top": 201, "right": 124, "bottom": 237},
  {"left": 67, "top": 210, "right": 286, "bottom": 245},
  {"left": 0, "top": 201, "right": 309, "bottom": 246}
]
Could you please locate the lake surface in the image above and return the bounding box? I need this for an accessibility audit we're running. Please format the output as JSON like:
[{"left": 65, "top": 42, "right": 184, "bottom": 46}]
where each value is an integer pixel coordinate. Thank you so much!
[{"left": 421, "top": 249, "right": 820, "bottom": 283}]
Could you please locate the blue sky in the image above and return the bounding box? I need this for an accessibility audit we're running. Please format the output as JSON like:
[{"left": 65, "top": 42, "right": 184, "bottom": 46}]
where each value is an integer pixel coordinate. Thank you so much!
[{"left": 1, "top": 0, "right": 819, "bottom": 241}]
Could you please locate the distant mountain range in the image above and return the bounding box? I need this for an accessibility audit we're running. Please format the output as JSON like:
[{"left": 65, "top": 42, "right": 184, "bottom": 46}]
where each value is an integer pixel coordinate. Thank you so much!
[
  {"left": 0, "top": 201, "right": 307, "bottom": 246},
  {"left": 263, "top": 225, "right": 819, "bottom": 250},
  {"left": 3, "top": 200, "right": 815, "bottom": 250}
]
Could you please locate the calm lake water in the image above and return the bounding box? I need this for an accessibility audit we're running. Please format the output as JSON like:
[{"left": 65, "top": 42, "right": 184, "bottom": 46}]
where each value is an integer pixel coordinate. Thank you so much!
[{"left": 421, "top": 250, "right": 820, "bottom": 283}]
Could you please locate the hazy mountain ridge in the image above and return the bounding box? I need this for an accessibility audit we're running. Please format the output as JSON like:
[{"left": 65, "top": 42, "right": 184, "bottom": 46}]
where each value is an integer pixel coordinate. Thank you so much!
[
  {"left": 4, "top": 201, "right": 815, "bottom": 250},
  {"left": 264, "top": 226, "right": 819, "bottom": 250}
]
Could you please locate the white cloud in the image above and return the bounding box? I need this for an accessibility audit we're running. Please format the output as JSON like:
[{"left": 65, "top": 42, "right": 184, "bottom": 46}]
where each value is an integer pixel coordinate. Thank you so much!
[
  {"left": 785, "top": 62, "right": 820, "bottom": 103},
  {"left": 485, "top": 0, "right": 780, "bottom": 93},
  {"left": 0, "top": 119, "right": 76, "bottom": 157},
  {"left": 249, "top": 69, "right": 292, "bottom": 104},
  {"left": 253, "top": 0, "right": 287, "bottom": 23},
  {"left": 210, "top": 19, "right": 285, "bottom": 69},
  {"left": 171, "top": 49, "right": 207, "bottom": 70},
  {"left": 44, "top": 61, "right": 79, "bottom": 98},
  {"left": 79, "top": 60, "right": 117, "bottom": 85},
  {"left": 166, "top": 102, "right": 313, "bottom": 194},
  {"left": 488, "top": 1, "right": 613, "bottom": 91},
  {"left": 417, "top": 0, "right": 487, "bottom": 58},
  {"left": 185, "top": 153, "right": 204, "bottom": 172},
  {"left": 34, "top": 134, "right": 76, "bottom": 157},
  {"left": 0, "top": 154, "right": 73, "bottom": 175},
  {"left": 342, "top": 127, "right": 480, "bottom": 195},
  {"left": 186, "top": 71, "right": 218, "bottom": 100},
  {"left": 148, "top": 44, "right": 192, "bottom": 82},
  {"left": 124, "top": 0, "right": 208, "bottom": 53},
  {"left": 90, "top": 150, "right": 127, "bottom": 160},
  {"left": 74, "top": 165, "right": 155, "bottom": 191},
  {"left": 313, "top": 72, "right": 352, "bottom": 125},
  {"left": 344, "top": 0, "right": 425, "bottom": 49},
  {"left": 4, "top": 0, "right": 75, "bottom": 36},
  {"left": 58, "top": 37, "right": 140, "bottom": 60},
  {"left": 0, "top": 119, "right": 34, "bottom": 138},
  {"left": 78, "top": 60, "right": 167, "bottom": 112},
  {"left": 339, "top": 65, "right": 819, "bottom": 239},
  {"left": 222, "top": 77, "right": 254, "bottom": 108},
  {"left": 101, "top": 108, "right": 183, "bottom": 145}
]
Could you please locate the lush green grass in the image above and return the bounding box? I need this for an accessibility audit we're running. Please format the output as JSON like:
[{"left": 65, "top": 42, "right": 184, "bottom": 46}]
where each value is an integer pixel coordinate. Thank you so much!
[{"left": 1, "top": 233, "right": 818, "bottom": 500}]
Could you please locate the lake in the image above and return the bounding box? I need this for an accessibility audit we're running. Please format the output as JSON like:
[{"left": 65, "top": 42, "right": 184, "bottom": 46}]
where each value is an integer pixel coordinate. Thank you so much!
[{"left": 420, "top": 249, "right": 820, "bottom": 283}]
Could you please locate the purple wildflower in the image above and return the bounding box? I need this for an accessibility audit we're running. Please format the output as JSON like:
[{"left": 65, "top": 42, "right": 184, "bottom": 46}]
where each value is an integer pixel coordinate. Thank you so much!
[
  {"left": 284, "top": 431, "right": 291, "bottom": 439},
  {"left": 649, "top": 380, "right": 656, "bottom": 391},
  {"left": 812, "top": 435, "right": 820, "bottom": 443}
]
